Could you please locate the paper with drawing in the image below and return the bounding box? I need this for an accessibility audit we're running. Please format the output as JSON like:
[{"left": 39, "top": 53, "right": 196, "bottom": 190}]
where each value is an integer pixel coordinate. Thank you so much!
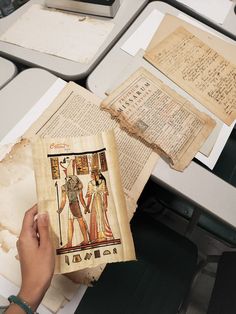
[
  {"left": 102, "top": 67, "right": 216, "bottom": 171},
  {"left": 32, "top": 131, "right": 136, "bottom": 274}
]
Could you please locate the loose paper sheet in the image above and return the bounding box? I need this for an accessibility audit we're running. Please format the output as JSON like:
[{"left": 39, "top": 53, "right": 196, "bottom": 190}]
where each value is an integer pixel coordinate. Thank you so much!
[
  {"left": 106, "top": 49, "right": 222, "bottom": 158},
  {"left": 119, "top": 11, "right": 236, "bottom": 169},
  {"left": 102, "top": 67, "right": 216, "bottom": 171},
  {"left": 0, "top": 4, "right": 114, "bottom": 63},
  {"left": 177, "top": 14, "right": 221, "bottom": 39},
  {"left": 144, "top": 26, "right": 236, "bottom": 125},
  {"left": 120, "top": 9, "right": 164, "bottom": 57},
  {"left": 32, "top": 130, "right": 136, "bottom": 274}
]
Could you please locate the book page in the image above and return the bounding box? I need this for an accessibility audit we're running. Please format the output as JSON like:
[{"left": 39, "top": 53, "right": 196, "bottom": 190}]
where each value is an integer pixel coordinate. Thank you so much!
[
  {"left": 32, "top": 130, "right": 136, "bottom": 274},
  {"left": 144, "top": 26, "right": 236, "bottom": 125},
  {"left": 101, "top": 67, "right": 216, "bottom": 171},
  {"left": 24, "top": 81, "right": 158, "bottom": 282},
  {"left": 26, "top": 81, "right": 158, "bottom": 210},
  {"left": 105, "top": 48, "right": 222, "bottom": 159}
]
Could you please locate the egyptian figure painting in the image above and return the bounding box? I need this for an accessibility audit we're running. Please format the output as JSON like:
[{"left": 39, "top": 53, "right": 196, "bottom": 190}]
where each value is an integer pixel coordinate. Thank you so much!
[
  {"left": 32, "top": 131, "right": 135, "bottom": 273},
  {"left": 52, "top": 150, "right": 120, "bottom": 254}
]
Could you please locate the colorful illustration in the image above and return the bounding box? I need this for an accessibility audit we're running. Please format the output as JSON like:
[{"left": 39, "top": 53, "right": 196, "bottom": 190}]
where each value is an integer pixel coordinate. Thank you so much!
[
  {"left": 75, "top": 155, "right": 89, "bottom": 175},
  {"left": 57, "top": 174, "right": 90, "bottom": 248},
  {"left": 86, "top": 169, "right": 114, "bottom": 243},
  {"left": 48, "top": 148, "right": 121, "bottom": 257}
]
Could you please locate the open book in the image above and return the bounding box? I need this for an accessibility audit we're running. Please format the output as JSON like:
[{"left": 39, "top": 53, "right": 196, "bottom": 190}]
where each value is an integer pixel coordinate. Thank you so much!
[
  {"left": 32, "top": 130, "right": 136, "bottom": 274},
  {"left": 0, "top": 79, "right": 158, "bottom": 312}
]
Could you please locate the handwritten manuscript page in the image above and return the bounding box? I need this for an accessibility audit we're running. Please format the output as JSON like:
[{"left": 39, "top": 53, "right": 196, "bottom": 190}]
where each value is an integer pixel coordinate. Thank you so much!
[
  {"left": 101, "top": 67, "right": 216, "bottom": 171},
  {"left": 32, "top": 130, "right": 136, "bottom": 274},
  {"left": 144, "top": 26, "right": 236, "bottom": 125}
]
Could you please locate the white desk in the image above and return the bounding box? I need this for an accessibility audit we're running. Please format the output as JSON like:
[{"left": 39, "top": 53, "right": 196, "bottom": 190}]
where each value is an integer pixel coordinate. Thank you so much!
[
  {"left": 173, "top": 0, "right": 236, "bottom": 40},
  {"left": 0, "top": 56, "right": 17, "bottom": 89},
  {"left": 87, "top": 1, "right": 236, "bottom": 228},
  {"left": 0, "top": 67, "right": 57, "bottom": 140},
  {"left": 0, "top": 0, "right": 148, "bottom": 80},
  {"left": 222, "top": 1, "right": 236, "bottom": 37}
]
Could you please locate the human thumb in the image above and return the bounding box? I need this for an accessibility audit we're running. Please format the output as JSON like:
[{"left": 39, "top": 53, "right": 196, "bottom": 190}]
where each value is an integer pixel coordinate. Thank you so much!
[{"left": 37, "top": 212, "right": 50, "bottom": 247}]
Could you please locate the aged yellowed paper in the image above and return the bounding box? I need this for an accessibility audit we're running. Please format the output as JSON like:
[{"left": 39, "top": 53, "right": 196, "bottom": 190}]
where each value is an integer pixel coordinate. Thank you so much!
[
  {"left": 32, "top": 130, "right": 136, "bottom": 274},
  {"left": 0, "top": 80, "right": 158, "bottom": 306},
  {"left": 101, "top": 67, "right": 216, "bottom": 171},
  {"left": 144, "top": 26, "right": 236, "bottom": 125},
  {"left": 26, "top": 81, "right": 158, "bottom": 211},
  {"left": 0, "top": 139, "right": 80, "bottom": 313}
]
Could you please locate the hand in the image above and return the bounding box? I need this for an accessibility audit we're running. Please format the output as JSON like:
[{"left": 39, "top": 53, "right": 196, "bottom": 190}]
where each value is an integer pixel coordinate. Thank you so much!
[{"left": 16, "top": 205, "right": 55, "bottom": 311}]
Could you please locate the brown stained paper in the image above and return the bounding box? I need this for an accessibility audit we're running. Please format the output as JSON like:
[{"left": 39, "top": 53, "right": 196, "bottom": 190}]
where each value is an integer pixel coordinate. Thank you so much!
[
  {"left": 101, "top": 67, "right": 216, "bottom": 171},
  {"left": 25, "top": 81, "right": 158, "bottom": 204},
  {"left": 32, "top": 130, "right": 136, "bottom": 274},
  {"left": 144, "top": 26, "right": 236, "bottom": 126},
  {"left": 0, "top": 80, "right": 158, "bottom": 307},
  {"left": 0, "top": 139, "right": 80, "bottom": 312}
]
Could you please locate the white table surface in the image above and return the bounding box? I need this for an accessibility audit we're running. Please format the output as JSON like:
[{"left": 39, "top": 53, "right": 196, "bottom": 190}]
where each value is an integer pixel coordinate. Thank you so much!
[
  {"left": 0, "top": 0, "right": 148, "bottom": 80},
  {"left": 0, "top": 56, "right": 17, "bottom": 89},
  {"left": 87, "top": 1, "right": 236, "bottom": 228},
  {"left": 175, "top": 0, "right": 236, "bottom": 39},
  {"left": 222, "top": 1, "right": 236, "bottom": 37}
]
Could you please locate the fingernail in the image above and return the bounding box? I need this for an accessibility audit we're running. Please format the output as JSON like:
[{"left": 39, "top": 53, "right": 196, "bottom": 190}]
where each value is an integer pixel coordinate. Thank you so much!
[{"left": 38, "top": 212, "right": 49, "bottom": 224}]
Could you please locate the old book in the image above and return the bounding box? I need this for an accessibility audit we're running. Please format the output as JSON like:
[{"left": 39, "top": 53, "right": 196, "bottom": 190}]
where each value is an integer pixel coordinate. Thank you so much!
[
  {"left": 31, "top": 130, "right": 136, "bottom": 274},
  {"left": 101, "top": 67, "right": 216, "bottom": 171},
  {"left": 45, "top": 0, "right": 120, "bottom": 17}
]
